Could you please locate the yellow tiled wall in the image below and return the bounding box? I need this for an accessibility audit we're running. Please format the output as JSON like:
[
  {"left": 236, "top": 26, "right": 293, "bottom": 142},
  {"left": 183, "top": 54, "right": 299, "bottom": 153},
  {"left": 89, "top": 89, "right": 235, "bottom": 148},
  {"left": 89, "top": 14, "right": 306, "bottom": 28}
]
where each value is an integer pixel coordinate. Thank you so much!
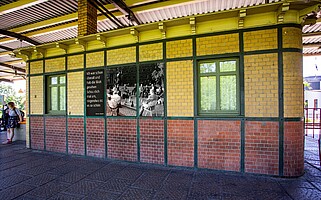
[
  {"left": 244, "top": 29, "right": 277, "bottom": 51},
  {"left": 107, "top": 46, "right": 136, "bottom": 65},
  {"left": 139, "top": 43, "right": 163, "bottom": 62},
  {"left": 45, "top": 57, "right": 65, "bottom": 72},
  {"left": 67, "top": 72, "right": 84, "bottom": 115},
  {"left": 196, "top": 33, "right": 239, "bottom": 56},
  {"left": 68, "top": 54, "right": 84, "bottom": 70},
  {"left": 30, "top": 76, "right": 43, "bottom": 114},
  {"left": 283, "top": 52, "right": 303, "bottom": 118},
  {"left": 30, "top": 60, "right": 43, "bottom": 74},
  {"left": 86, "top": 51, "right": 104, "bottom": 68},
  {"left": 166, "top": 39, "right": 192, "bottom": 59},
  {"left": 283, "top": 27, "right": 302, "bottom": 49},
  {"left": 167, "top": 60, "right": 194, "bottom": 117},
  {"left": 244, "top": 53, "right": 279, "bottom": 117}
]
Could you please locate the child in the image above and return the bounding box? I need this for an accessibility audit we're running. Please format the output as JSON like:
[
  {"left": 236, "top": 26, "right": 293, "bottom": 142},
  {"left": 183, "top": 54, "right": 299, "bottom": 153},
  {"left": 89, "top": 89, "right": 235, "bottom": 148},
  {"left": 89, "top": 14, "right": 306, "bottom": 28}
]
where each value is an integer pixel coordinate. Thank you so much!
[{"left": 3, "top": 102, "right": 22, "bottom": 144}]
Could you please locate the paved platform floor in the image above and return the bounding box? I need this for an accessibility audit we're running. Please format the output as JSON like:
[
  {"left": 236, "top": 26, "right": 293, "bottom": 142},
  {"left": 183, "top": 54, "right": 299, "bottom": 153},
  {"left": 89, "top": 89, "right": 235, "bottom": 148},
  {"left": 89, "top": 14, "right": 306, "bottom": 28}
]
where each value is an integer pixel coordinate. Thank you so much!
[{"left": 0, "top": 132, "right": 321, "bottom": 199}]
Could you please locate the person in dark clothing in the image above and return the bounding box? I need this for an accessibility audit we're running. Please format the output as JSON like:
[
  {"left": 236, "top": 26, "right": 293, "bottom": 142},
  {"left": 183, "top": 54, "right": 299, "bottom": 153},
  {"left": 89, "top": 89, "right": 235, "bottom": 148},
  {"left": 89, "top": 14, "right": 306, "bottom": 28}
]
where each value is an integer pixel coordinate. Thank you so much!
[
  {"left": 1, "top": 104, "right": 9, "bottom": 132},
  {"left": 3, "top": 102, "right": 22, "bottom": 144}
]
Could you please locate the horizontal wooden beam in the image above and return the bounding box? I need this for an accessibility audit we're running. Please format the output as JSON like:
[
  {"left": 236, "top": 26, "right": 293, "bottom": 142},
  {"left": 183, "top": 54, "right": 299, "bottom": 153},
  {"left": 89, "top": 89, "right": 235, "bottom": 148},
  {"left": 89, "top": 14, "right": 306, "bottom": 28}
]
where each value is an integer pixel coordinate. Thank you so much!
[
  {"left": 303, "top": 31, "right": 321, "bottom": 38},
  {"left": 0, "top": 63, "right": 26, "bottom": 73}
]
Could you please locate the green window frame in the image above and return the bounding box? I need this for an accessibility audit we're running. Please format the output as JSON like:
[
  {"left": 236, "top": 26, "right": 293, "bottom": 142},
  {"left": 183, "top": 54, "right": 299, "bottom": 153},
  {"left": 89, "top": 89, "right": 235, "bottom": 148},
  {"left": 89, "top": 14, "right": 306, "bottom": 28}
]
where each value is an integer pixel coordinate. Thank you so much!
[
  {"left": 198, "top": 58, "right": 240, "bottom": 116},
  {"left": 46, "top": 74, "right": 66, "bottom": 115}
]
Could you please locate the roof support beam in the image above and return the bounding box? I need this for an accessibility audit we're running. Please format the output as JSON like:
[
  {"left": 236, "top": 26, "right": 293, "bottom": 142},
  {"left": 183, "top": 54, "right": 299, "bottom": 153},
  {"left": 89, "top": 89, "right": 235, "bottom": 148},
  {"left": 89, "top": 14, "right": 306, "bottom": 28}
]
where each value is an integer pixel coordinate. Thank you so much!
[
  {"left": 0, "top": 45, "right": 13, "bottom": 51},
  {"left": 0, "top": 69, "right": 25, "bottom": 76},
  {"left": 303, "top": 42, "right": 321, "bottom": 48},
  {"left": 88, "top": 0, "right": 125, "bottom": 28},
  {"left": 303, "top": 31, "right": 321, "bottom": 38},
  {"left": 0, "top": 63, "right": 26, "bottom": 73},
  {"left": 0, "top": 78, "right": 12, "bottom": 83},
  {"left": 106, "top": 0, "right": 142, "bottom": 25},
  {"left": 0, "top": 29, "right": 40, "bottom": 45}
]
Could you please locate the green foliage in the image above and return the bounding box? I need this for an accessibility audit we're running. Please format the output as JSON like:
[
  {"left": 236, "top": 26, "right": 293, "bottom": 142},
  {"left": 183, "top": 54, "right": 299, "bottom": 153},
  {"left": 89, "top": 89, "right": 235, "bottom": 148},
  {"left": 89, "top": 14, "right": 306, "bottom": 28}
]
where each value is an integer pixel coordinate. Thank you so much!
[
  {"left": 0, "top": 84, "right": 25, "bottom": 110},
  {"left": 303, "top": 80, "right": 312, "bottom": 90}
]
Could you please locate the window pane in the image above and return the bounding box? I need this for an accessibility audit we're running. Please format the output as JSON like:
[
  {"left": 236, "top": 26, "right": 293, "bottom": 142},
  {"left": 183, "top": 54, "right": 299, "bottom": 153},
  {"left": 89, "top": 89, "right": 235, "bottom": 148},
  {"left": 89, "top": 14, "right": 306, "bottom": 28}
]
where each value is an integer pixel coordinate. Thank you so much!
[
  {"left": 59, "top": 86, "right": 66, "bottom": 111},
  {"left": 51, "top": 77, "right": 58, "bottom": 84},
  {"left": 51, "top": 87, "right": 58, "bottom": 111},
  {"left": 200, "top": 63, "right": 216, "bottom": 73},
  {"left": 220, "top": 61, "right": 236, "bottom": 72},
  {"left": 200, "top": 76, "right": 216, "bottom": 112},
  {"left": 59, "top": 76, "right": 65, "bottom": 84},
  {"left": 220, "top": 75, "right": 236, "bottom": 110}
]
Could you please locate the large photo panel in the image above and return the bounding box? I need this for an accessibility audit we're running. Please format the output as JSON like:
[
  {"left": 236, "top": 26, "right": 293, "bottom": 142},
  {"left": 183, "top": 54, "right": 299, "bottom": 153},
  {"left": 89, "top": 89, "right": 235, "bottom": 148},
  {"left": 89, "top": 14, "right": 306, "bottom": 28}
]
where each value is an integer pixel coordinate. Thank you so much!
[
  {"left": 139, "top": 62, "right": 164, "bottom": 117},
  {"left": 106, "top": 65, "right": 137, "bottom": 116}
]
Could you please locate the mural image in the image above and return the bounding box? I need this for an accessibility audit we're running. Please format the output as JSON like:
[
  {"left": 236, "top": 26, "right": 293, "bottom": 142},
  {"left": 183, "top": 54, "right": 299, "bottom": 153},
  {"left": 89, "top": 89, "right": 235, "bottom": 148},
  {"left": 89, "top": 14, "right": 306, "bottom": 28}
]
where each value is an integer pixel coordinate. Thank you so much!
[
  {"left": 139, "top": 63, "right": 165, "bottom": 117},
  {"left": 106, "top": 65, "right": 137, "bottom": 116}
]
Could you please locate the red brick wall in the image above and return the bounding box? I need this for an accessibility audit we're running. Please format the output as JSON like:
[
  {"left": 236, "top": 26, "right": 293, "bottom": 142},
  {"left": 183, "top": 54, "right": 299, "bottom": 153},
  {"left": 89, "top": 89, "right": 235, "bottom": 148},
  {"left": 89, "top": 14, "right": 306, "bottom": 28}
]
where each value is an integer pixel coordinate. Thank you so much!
[
  {"left": 107, "top": 119, "right": 137, "bottom": 161},
  {"left": 68, "top": 118, "right": 85, "bottom": 155},
  {"left": 284, "top": 121, "right": 304, "bottom": 177},
  {"left": 168, "top": 120, "right": 194, "bottom": 167},
  {"left": 30, "top": 116, "right": 44, "bottom": 150},
  {"left": 245, "top": 121, "right": 279, "bottom": 175},
  {"left": 86, "top": 118, "right": 105, "bottom": 158},
  {"left": 45, "top": 117, "right": 66, "bottom": 153},
  {"left": 140, "top": 119, "right": 164, "bottom": 164},
  {"left": 198, "top": 120, "right": 241, "bottom": 171}
]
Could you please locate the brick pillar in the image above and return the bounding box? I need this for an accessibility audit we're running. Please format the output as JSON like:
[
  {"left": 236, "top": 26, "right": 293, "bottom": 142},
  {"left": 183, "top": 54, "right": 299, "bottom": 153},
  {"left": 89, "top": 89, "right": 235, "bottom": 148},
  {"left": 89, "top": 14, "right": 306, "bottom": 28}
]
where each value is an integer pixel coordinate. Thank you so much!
[
  {"left": 78, "top": 0, "right": 97, "bottom": 36},
  {"left": 282, "top": 27, "right": 304, "bottom": 177}
]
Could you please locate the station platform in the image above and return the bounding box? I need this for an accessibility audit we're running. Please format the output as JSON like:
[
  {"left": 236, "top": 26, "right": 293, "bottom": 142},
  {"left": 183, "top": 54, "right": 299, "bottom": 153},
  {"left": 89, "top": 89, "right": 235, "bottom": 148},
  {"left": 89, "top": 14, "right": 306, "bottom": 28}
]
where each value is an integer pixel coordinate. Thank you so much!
[{"left": 0, "top": 132, "right": 320, "bottom": 200}]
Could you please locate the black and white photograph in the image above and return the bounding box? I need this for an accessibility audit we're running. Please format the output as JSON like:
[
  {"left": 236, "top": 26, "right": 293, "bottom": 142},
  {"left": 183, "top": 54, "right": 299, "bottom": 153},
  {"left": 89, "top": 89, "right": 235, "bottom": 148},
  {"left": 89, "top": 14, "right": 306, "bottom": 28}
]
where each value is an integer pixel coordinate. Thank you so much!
[
  {"left": 139, "top": 62, "right": 165, "bottom": 117},
  {"left": 106, "top": 65, "right": 137, "bottom": 116}
]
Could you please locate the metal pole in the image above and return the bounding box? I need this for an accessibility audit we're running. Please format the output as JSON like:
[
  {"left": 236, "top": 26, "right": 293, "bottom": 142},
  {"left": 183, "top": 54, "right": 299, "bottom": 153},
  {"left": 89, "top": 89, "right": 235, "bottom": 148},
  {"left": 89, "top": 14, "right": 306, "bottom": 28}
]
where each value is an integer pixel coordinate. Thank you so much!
[
  {"left": 313, "top": 108, "right": 315, "bottom": 138},
  {"left": 305, "top": 108, "right": 308, "bottom": 136}
]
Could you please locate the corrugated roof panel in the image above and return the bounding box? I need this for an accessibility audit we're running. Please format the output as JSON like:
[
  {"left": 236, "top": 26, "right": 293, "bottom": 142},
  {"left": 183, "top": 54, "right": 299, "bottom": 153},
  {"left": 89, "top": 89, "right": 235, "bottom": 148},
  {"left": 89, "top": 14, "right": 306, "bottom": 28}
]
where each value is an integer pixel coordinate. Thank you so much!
[
  {"left": 0, "top": 0, "right": 286, "bottom": 47},
  {"left": 303, "top": 23, "right": 321, "bottom": 33},
  {"left": 0, "top": 0, "right": 77, "bottom": 30},
  {"left": 135, "top": 0, "right": 279, "bottom": 25},
  {"left": 303, "top": 48, "right": 321, "bottom": 54},
  {"left": 303, "top": 37, "right": 321, "bottom": 44},
  {"left": 0, "top": 41, "right": 31, "bottom": 49},
  {"left": 31, "top": 27, "right": 78, "bottom": 43}
]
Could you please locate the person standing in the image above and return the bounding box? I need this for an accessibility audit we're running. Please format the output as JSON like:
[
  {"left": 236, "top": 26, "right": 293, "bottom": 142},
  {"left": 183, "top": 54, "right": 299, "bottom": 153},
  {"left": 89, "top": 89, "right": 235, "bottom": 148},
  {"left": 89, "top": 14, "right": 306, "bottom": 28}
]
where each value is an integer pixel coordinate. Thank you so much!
[
  {"left": 1, "top": 104, "right": 9, "bottom": 131},
  {"left": 3, "top": 102, "right": 22, "bottom": 144}
]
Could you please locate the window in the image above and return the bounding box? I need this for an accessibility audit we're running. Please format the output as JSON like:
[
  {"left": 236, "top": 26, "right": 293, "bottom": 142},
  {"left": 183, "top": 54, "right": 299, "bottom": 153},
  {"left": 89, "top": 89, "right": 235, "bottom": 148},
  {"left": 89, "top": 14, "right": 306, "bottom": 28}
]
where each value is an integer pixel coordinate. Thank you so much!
[
  {"left": 47, "top": 75, "right": 66, "bottom": 114},
  {"left": 198, "top": 59, "right": 239, "bottom": 115}
]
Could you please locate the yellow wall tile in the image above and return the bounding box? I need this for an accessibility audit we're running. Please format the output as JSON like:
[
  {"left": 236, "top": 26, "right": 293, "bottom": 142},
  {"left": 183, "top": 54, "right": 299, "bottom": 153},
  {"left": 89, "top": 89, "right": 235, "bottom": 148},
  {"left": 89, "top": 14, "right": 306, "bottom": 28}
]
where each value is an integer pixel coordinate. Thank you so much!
[
  {"left": 30, "top": 60, "right": 43, "bottom": 74},
  {"left": 283, "top": 52, "right": 303, "bottom": 118},
  {"left": 167, "top": 60, "right": 194, "bottom": 117},
  {"left": 283, "top": 27, "right": 302, "bottom": 49},
  {"left": 45, "top": 57, "right": 65, "bottom": 72},
  {"left": 107, "top": 46, "right": 136, "bottom": 65},
  {"left": 244, "top": 29, "right": 277, "bottom": 51},
  {"left": 197, "top": 33, "right": 239, "bottom": 56},
  {"left": 68, "top": 54, "right": 84, "bottom": 70},
  {"left": 244, "top": 53, "right": 278, "bottom": 117},
  {"left": 67, "top": 72, "right": 84, "bottom": 115},
  {"left": 86, "top": 51, "right": 104, "bottom": 68},
  {"left": 30, "top": 76, "right": 43, "bottom": 114},
  {"left": 139, "top": 43, "right": 163, "bottom": 62},
  {"left": 167, "top": 39, "right": 192, "bottom": 59}
]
